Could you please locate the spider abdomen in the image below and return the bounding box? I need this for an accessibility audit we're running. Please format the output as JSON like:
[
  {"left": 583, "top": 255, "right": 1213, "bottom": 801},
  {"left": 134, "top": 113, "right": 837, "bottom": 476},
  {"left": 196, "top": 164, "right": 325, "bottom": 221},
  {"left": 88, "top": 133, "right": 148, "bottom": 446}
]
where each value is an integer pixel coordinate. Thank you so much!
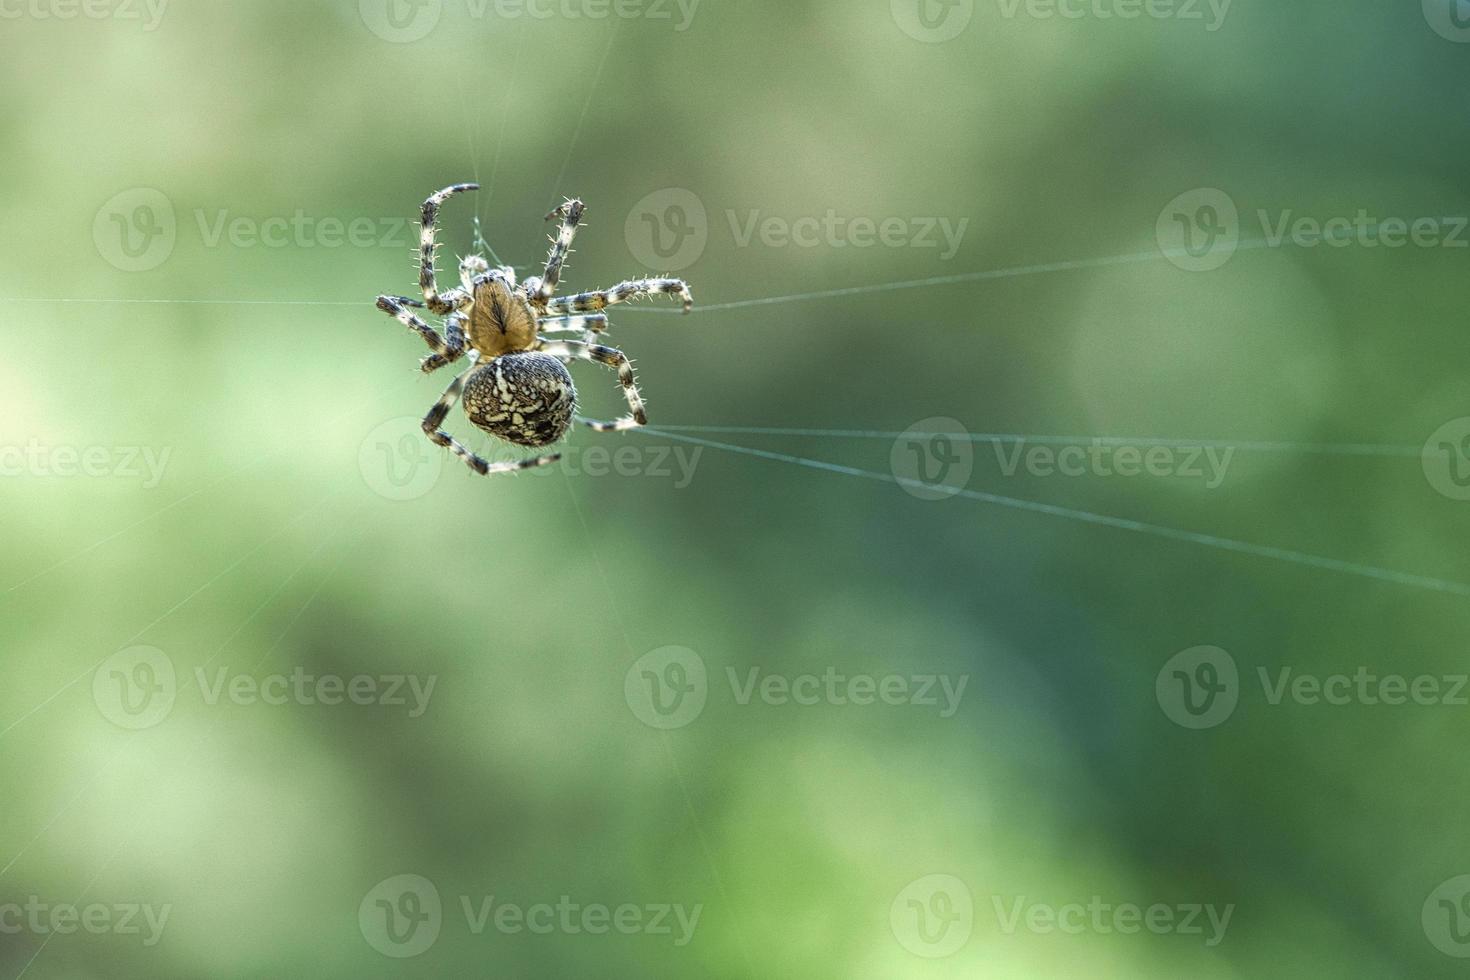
[{"left": 463, "top": 352, "right": 576, "bottom": 448}]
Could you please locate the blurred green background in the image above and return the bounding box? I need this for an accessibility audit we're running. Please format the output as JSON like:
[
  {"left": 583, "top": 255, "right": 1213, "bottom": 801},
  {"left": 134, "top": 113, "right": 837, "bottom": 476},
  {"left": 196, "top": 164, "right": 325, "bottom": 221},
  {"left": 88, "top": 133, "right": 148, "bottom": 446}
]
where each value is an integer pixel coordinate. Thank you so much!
[{"left": 4, "top": 0, "right": 1470, "bottom": 976}]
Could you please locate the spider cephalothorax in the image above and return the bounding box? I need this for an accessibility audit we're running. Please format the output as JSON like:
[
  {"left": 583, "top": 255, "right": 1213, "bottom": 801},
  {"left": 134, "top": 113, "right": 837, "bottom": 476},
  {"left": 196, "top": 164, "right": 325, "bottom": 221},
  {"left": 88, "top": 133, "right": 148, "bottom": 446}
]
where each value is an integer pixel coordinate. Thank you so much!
[{"left": 374, "top": 183, "right": 694, "bottom": 476}]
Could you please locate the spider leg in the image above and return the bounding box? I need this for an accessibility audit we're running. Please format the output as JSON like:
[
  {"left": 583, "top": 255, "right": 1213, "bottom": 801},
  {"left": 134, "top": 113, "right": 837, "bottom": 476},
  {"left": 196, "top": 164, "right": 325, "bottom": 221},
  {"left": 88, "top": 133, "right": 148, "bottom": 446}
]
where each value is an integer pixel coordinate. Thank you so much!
[
  {"left": 530, "top": 198, "right": 585, "bottom": 304},
  {"left": 537, "top": 314, "right": 609, "bottom": 348},
  {"left": 423, "top": 356, "right": 563, "bottom": 476},
  {"left": 418, "top": 312, "right": 469, "bottom": 374},
  {"left": 545, "top": 277, "right": 693, "bottom": 316},
  {"left": 376, "top": 295, "right": 465, "bottom": 364},
  {"left": 536, "top": 339, "right": 647, "bottom": 432},
  {"left": 420, "top": 183, "right": 479, "bottom": 314}
]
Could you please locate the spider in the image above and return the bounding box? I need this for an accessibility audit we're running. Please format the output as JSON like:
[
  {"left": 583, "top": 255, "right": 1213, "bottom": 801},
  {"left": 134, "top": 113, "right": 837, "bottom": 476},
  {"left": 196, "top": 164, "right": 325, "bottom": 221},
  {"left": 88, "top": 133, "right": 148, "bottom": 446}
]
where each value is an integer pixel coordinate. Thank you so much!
[{"left": 374, "top": 182, "right": 694, "bottom": 476}]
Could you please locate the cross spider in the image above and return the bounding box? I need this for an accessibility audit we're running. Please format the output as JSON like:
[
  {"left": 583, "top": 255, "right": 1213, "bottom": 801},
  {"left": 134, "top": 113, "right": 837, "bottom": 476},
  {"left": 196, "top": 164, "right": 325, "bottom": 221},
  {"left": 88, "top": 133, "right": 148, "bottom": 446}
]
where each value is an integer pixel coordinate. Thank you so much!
[{"left": 374, "top": 183, "right": 694, "bottom": 477}]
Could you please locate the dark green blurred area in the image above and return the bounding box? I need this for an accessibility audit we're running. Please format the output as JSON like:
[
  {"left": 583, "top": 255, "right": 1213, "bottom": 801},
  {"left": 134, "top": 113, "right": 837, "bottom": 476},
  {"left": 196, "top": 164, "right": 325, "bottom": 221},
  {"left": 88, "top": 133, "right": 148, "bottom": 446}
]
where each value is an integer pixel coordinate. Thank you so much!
[{"left": 3, "top": 0, "right": 1470, "bottom": 976}]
